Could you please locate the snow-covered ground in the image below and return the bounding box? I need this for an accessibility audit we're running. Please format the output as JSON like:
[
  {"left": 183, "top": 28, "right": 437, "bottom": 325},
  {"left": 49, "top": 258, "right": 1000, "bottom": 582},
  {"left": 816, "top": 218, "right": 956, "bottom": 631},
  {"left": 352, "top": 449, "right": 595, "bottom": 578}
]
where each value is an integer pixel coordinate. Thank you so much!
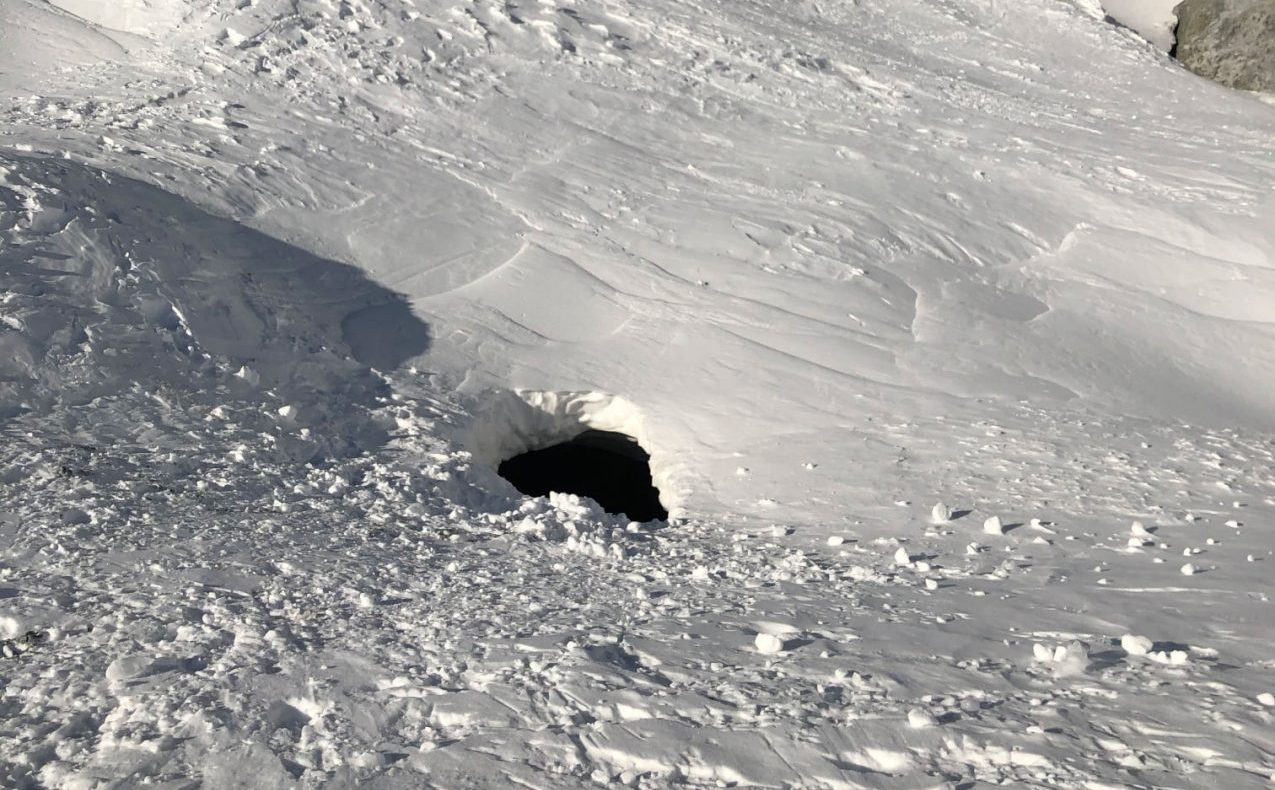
[
  {"left": 1100, "top": 0, "right": 1180, "bottom": 50},
  {"left": 2, "top": 0, "right": 1275, "bottom": 786}
]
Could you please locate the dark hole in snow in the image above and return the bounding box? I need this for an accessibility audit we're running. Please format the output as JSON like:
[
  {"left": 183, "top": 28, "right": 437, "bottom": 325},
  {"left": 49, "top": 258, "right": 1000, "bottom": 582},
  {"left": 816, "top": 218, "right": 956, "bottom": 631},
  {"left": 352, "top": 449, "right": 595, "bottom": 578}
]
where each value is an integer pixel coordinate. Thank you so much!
[{"left": 498, "top": 430, "right": 668, "bottom": 522}]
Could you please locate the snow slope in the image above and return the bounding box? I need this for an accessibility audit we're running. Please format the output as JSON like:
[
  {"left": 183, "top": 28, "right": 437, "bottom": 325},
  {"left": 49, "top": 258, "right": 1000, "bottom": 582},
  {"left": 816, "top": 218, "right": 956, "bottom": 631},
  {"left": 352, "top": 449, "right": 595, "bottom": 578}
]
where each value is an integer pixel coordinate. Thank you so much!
[
  {"left": 2, "top": 0, "right": 1275, "bottom": 786},
  {"left": 1101, "top": 0, "right": 1181, "bottom": 50}
]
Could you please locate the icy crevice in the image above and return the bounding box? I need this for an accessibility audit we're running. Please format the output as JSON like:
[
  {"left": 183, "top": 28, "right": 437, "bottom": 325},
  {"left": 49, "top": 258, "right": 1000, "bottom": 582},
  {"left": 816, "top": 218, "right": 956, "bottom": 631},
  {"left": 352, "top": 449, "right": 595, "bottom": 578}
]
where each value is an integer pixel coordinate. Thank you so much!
[{"left": 466, "top": 390, "right": 679, "bottom": 517}]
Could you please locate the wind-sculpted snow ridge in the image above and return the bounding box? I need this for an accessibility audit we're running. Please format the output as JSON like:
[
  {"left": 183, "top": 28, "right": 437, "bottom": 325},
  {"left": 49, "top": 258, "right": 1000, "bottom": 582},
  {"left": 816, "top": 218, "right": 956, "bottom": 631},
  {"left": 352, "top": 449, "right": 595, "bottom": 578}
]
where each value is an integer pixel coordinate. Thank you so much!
[{"left": 2, "top": 0, "right": 1275, "bottom": 786}]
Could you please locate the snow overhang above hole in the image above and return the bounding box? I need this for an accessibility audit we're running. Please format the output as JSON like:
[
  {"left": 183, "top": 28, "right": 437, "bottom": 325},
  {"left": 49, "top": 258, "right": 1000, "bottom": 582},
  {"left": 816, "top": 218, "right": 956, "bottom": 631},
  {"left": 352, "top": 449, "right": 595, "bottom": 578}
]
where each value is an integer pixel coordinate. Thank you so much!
[{"left": 466, "top": 390, "right": 677, "bottom": 521}]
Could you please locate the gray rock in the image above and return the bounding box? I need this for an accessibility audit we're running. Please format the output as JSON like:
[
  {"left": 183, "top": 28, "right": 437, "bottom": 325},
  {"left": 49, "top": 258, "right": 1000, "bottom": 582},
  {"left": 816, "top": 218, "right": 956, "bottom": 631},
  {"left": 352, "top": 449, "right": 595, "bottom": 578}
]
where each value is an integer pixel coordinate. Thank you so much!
[{"left": 1174, "top": 0, "right": 1275, "bottom": 91}]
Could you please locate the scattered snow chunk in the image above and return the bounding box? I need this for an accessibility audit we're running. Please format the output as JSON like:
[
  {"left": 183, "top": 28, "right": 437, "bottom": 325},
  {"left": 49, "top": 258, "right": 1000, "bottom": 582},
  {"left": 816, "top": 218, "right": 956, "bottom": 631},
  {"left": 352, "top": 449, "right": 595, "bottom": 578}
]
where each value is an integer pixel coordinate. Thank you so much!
[
  {"left": 106, "top": 655, "right": 157, "bottom": 682},
  {"left": 1054, "top": 641, "right": 1090, "bottom": 675},
  {"left": 754, "top": 633, "right": 784, "bottom": 655},
  {"left": 1131, "top": 521, "right": 1152, "bottom": 538},
  {"left": 1034, "top": 641, "right": 1089, "bottom": 674},
  {"left": 1180, "top": 563, "right": 1198, "bottom": 576},
  {"left": 983, "top": 516, "right": 1005, "bottom": 535},
  {"left": 1120, "top": 634, "right": 1154, "bottom": 656},
  {"left": 0, "top": 615, "right": 22, "bottom": 640},
  {"left": 907, "top": 707, "right": 936, "bottom": 729},
  {"left": 1257, "top": 693, "right": 1275, "bottom": 707},
  {"left": 827, "top": 535, "right": 844, "bottom": 547},
  {"left": 931, "top": 503, "right": 953, "bottom": 524},
  {"left": 894, "top": 547, "right": 912, "bottom": 566}
]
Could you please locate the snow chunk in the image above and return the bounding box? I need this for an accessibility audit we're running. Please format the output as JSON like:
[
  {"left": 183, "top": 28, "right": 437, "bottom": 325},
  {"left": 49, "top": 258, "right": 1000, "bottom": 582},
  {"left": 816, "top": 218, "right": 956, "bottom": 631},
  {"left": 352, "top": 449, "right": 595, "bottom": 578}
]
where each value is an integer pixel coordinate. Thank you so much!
[
  {"left": 1030, "top": 518, "right": 1056, "bottom": 534},
  {"left": 907, "top": 707, "right": 936, "bottom": 729},
  {"left": 1033, "top": 640, "right": 1089, "bottom": 675},
  {"left": 1120, "top": 634, "right": 1154, "bottom": 656},
  {"left": 1147, "top": 649, "right": 1189, "bottom": 665},
  {"left": 754, "top": 633, "right": 784, "bottom": 655},
  {"left": 0, "top": 614, "right": 23, "bottom": 640},
  {"left": 982, "top": 516, "right": 1005, "bottom": 535}
]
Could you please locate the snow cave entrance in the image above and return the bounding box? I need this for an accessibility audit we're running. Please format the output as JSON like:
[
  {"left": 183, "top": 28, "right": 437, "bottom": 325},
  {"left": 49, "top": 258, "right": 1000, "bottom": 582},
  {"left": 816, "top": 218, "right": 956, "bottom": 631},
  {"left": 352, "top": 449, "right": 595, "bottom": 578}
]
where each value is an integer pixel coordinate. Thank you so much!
[
  {"left": 498, "top": 429, "right": 668, "bottom": 523},
  {"left": 468, "top": 391, "right": 673, "bottom": 523}
]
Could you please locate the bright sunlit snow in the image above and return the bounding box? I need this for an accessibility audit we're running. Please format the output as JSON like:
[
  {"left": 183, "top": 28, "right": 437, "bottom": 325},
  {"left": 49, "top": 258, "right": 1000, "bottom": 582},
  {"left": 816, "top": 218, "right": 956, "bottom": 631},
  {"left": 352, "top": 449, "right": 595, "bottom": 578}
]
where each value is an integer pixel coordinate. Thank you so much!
[
  {"left": 1100, "top": 0, "right": 1182, "bottom": 50},
  {"left": 2, "top": 0, "right": 1275, "bottom": 786}
]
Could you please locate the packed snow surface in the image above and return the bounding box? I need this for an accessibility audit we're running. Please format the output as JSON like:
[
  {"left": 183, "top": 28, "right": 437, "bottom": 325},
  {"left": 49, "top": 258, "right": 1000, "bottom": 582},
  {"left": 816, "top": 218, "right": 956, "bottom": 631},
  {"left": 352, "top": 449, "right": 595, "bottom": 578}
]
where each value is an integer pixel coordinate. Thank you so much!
[{"left": 2, "top": 0, "right": 1275, "bottom": 786}]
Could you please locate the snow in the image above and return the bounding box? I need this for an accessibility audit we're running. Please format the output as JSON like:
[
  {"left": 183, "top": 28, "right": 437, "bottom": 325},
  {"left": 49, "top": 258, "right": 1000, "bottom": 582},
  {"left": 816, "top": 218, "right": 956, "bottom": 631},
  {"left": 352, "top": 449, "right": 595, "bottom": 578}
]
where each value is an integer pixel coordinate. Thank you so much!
[
  {"left": 1120, "top": 633, "right": 1155, "bottom": 655},
  {"left": 1100, "top": 0, "right": 1182, "bottom": 50},
  {"left": 753, "top": 632, "right": 784, "bottom": 655},
  {"left": 2, "top": 0, "right": 1275, "bottom": 786}
]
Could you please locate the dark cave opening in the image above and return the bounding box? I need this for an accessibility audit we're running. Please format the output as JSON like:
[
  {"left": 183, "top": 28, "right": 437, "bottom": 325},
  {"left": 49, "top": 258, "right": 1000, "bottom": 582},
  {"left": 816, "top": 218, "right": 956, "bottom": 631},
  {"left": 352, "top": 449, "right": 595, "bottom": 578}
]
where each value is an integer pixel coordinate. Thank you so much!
[{"left": 497, "top": 429, "right": 668, "bottom": 523}]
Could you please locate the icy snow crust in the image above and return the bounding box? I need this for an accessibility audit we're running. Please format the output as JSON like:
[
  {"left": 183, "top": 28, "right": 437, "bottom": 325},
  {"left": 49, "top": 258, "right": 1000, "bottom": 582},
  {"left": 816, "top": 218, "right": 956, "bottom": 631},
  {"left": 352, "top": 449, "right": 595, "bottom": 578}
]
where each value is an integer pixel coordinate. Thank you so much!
[{"left": 2, "top": 0, "right": 1275, "bottom": 786}]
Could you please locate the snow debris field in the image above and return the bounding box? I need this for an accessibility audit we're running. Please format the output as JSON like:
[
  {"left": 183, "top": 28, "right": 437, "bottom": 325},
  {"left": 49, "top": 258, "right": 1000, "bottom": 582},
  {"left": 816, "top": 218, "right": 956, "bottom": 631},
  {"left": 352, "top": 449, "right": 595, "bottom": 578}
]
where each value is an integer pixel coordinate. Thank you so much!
[{"left": 2, "top": 0, "right": 1275, "bottom": 787}]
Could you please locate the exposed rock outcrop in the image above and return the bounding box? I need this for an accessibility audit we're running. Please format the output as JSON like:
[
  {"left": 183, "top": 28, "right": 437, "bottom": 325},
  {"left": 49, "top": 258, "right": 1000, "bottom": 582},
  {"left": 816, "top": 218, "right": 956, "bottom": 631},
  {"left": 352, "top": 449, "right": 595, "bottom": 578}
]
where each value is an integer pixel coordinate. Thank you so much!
[{"left": 1174, "top": 0, "right": 1275, "bottom": 91}]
